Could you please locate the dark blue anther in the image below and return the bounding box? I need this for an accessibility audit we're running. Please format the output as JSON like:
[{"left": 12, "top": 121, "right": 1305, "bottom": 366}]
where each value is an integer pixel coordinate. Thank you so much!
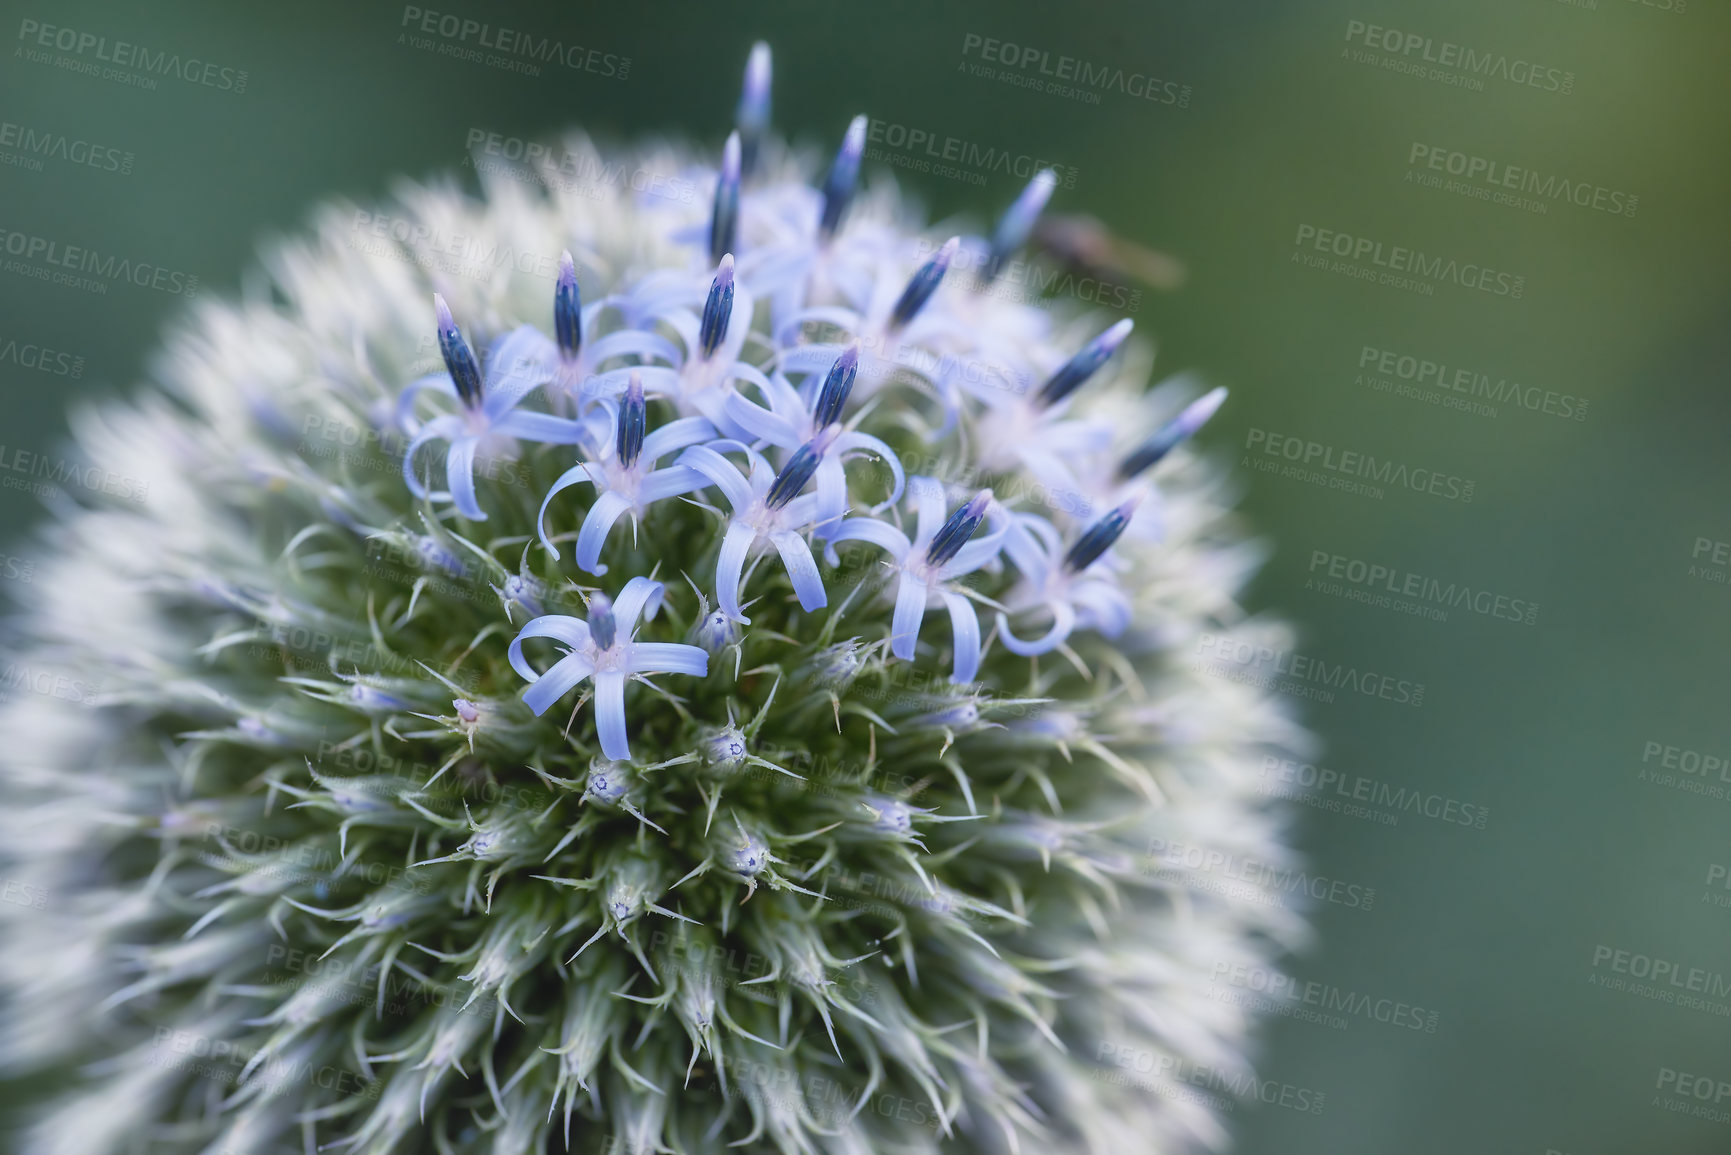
[
  {"left": 925, "top": 490, "right": 992, "bottom": 567},
  {"left": 433, "top": 294, "right": 483, "bottom": 408}
]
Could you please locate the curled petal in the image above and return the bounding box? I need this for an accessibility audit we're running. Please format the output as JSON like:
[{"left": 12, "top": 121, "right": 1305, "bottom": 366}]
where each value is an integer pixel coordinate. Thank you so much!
[
  {"left": 908, "top": 476, "right": 947, "bottom": 551},
  {"left": 833, "top": 430, "right": 905, "bottom": 511},
  {"left": 592, "top": 670, "right": 630, "bottom": 760},
  {"left": 445, "top": 438, "right": 485, "bottom": 521},
  {"left": 942, "top": 590, "right": 983, "bottom": 684},
  {"left": 537, "top": 462, "right": 603, "bottom": 558},
  {"left": 575, "top": 490, "right": 635, "bottom": 576},
  {"left": 715, "top": 520, "right": 759, "bottom": 623},
  {"left": 890, "top": 572, "right": 928, "bottom": 662},
  {"left": 508, "top": 616, "right": 592, "bottom": 682},
  {"left": 400, "top": 415, "right": 465, "bottom": 500},
  {"left": 638, "top": 464, "right": 708, "bottom": 504},
  {"left": 395, "top": 372, "right": 459, "bottom": 433},
  {"left": 723, "top": 391, "right": 801, "bottom": 449},
  {"left": 678, "top": 444, "right": 756, "bottom": 514},
  {"left": 640, "top": 416, "right": 717, "bottom": 463},
  {"left": 612, "top": 575, "right": 667, "bottom": 636},
  {"left": 770, "top": 530, "right": 827, "bottom": 612},
  {"left": 479, "top": 325, "right": 558, "bottom": 416},
  {"left": 490, "top": 410, "right": 590, "bottom": 445},
  {"left": 997, "top": 601, "right": 1077, "bottom": 658},
  {"left": 521, "top": 651, "right": 597, "bottom": 716},
  {"left": 626, "top": 642, "right": 709, "bottom": 678},
  {"left": 826, "top": 515, "right": 910, "bottom": 560}
]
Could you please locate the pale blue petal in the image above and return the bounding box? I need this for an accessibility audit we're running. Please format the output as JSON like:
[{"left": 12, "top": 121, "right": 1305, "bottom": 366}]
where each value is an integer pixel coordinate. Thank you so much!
[
  {"left": 678, "top": 444, "right": 755, "bottom": 513},
  {"left": 771, "top": 530, "right": 827, "bottom": 612},
  {"left": 626, "top": 642, "right": 709, "bottom": 678},
  {"left": 395, "top": 373, "right": 459, "bottom": 432},
  {"left": 575, "top": 490, "right": 635, "bottom": 575},
  {"left": 480, "top": 325, "right": 558, "bottom": 415},
  {"left": 834, "top": 430, "right": 906, "bottom": 511},
  {"left": 491, "top": 410, "right": 590, "bottom": 445},
  {"left": 592, "top": 671, "right": 631, "bottom": 760},
  {"left": 909, "top": 476, "right": 947, "bottom": 551},
  {"left": 942, "top": 590, "right": 983, "bottom": 684},
  {"left": 997, "top": 602, "right": 1076, "bottom": 658},
  {"left": 521, "top": 652, "right": 596, "bottom": 716},
  {"left": 890, "top": 572, "right": 928, "bottom": 662},
  {"left": 641, "top": 416, "right": 717, "bottom": 463},
  {"left": 508, "top": 616, "right": 592, "bottom": 681},
  {"left": 612, "top": 575, "right": 667, "bottom": 636},
  {"left": 445, "top": 438, "right": 485, "bottom": 520},
  {"left": 537, "top": 462, "right": 602, "bottom": 558},
  {"left": 638, "top": 464, "right": 708, "bottom": 503},
  {"left": 400, "top": 415, "right": 465, "bottom": 499},
  {"left": 716, "top": 520, "right": 759, "bottom": 623},
  {"left": 826, "top": 516, "right": 909, "bottom": 560},
  {"left": 724, "top": 391, "right": 801, "bottom": 448}
]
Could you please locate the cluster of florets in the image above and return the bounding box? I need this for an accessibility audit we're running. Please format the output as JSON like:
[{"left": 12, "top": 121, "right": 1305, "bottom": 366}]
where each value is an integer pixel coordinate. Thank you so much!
[{"left": 0, "top": 40, "right": 1305, "bottom": 1155}]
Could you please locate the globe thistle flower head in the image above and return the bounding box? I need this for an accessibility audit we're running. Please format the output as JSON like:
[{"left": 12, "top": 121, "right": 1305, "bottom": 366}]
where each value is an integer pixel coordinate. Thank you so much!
[{"left": 0, "top": 41, "right": 1308, "bottom": 1155}]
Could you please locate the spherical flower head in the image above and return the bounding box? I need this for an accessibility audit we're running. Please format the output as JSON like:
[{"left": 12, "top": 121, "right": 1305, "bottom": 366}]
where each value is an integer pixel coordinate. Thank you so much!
[{"left": 0, "top": 52, "right": 1307, "bottom": 1155}]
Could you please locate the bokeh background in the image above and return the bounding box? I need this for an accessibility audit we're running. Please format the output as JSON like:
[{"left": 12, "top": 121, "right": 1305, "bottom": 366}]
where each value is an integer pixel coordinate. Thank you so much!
[{"left": 1, "top": 0, "right": 1727, "bottom": 1150}]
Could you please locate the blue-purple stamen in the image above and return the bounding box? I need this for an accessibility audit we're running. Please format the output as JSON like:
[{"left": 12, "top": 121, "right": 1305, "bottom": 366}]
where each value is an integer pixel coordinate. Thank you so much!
[
  {"left": 737, "top": 43, "right": 771, "bottom": 179},
  {"left": 1117, "top": 387, "right": 1227, "bottom": 480},
  {"left": 764, "top": 425, "right": 839, "bottom": 510},
  {"left": 710, "top": 133, "right": 741, "bottom": 266},
  {"left": 433, "top": 294, "right": 483, "bottom": 408},
  {"left": 811, "top": 344, "right": 860, "bottom": 428},
  {"left": 925, "top": 490, "right": 992, "bottom": 567},
  {"left": 588, "top": 593, "right": 618, "bottom": 651},
  {"left": 1034, "top": 318, "right": 1133, "bottom": 409},
  {"left": 617, "top": 372, "right": 646, "bottom": 468},
  {"left": 888, "top": 237, "right": 958, "bottom": 332},
  {"left": 699, "top": 254, "right": 736, "bottom": 360},
  {"left": 1063, "top": 501, "right": 1136, "bottom": 573},
  {"left": 980, "top": 168, "right": 1056, "bottom": 287},
  {"left": 819, "top": 116, "right": 867, "bottom": 241},
  {"left": 555, "top": 251, "right": 582, "bottom": 361}
]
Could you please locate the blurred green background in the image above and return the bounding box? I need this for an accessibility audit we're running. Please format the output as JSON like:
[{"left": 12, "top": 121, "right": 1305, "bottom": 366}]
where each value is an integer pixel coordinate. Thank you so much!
[{"left": 1, "top": 0, "right": 1728, "bottom": 1150}]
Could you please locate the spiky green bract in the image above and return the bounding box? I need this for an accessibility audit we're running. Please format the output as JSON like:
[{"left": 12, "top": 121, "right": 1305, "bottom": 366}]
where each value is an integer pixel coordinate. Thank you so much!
[{"left": 0, "top": 132, "right": 1309, "bottom": 1155}]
